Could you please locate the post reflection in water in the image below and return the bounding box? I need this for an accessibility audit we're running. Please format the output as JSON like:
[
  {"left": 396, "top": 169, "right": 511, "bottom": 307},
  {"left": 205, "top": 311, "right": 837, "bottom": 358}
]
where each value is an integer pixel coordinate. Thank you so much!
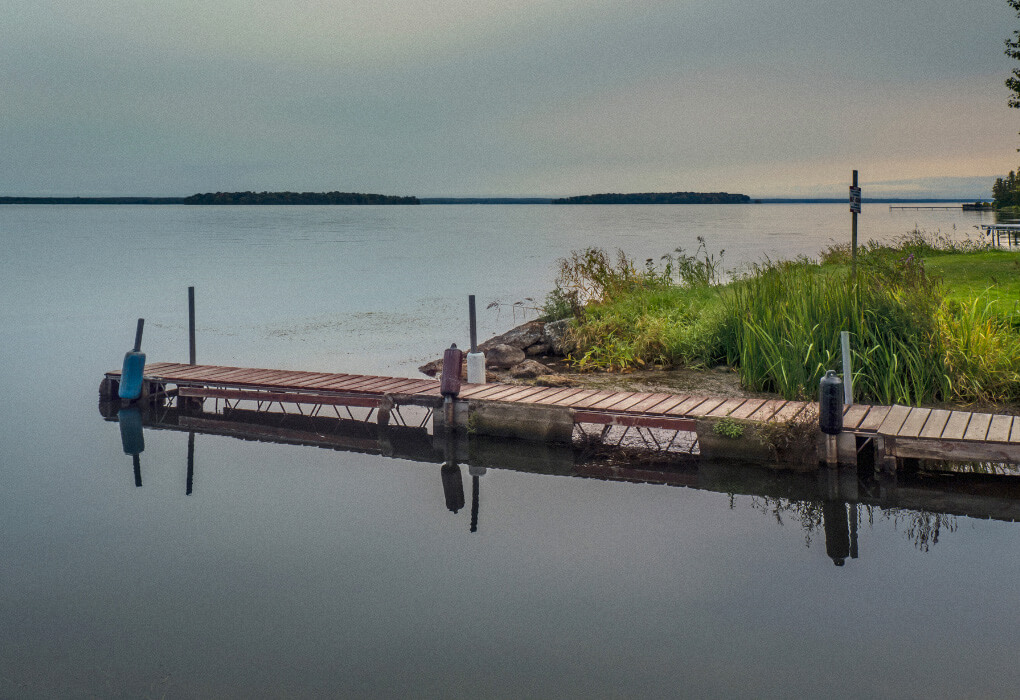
[
  {"left": 469, "top": 466, "right": 485, "bottom": 533},
  {"left": 440, "top": 464, "right": 465, "bottom": 514},
  {"left": 100, "top": 401, "right": 1020, "bottom": 561},
  {"left": 186, "top": 431, "right": 195, "bottom": 496},
  {"left": 822, "top": 501, "right": 858, "bottom": 566}
]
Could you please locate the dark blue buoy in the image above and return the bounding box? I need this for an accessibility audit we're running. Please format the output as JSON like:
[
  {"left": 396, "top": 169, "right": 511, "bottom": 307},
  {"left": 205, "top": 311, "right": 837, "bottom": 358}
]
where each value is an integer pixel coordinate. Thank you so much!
[
  {"left": 118, "top": 318, "right": 146, "bottom": 400},
  {"left": 118, "top": 407, "right": 145, "bottom": 456},
  {"left": 819, "top": 369, "right": 843, "bottom": 435},
  {"left": 118, "top": 406, "right": 145, "bottom": 487}
]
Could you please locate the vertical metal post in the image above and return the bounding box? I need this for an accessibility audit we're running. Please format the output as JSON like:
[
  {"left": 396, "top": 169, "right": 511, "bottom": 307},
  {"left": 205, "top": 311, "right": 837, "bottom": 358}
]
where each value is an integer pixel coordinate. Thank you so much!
[
  {"left": 468, "top": 294, "right": 478, "bottom": 353},
  {"left": 188, "top": 286, "right": 196, "bottom": 365},
  {"left": 851, "top": 170, "right": 858, "bottom": 277},
  {"left": 133, "top": 318, "right": 145, "bottom": 353},
  {"left": 466, "top": 294, "right": 486, "bottom": 384},
  {"left": 840, "top": 330, "right": 853, "bottom": 405}
]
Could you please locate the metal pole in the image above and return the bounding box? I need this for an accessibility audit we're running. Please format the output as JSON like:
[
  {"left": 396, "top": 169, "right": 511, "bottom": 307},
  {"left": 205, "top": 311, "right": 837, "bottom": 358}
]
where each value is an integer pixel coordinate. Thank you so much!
[
  {"left": 188, "top": 286, "right": 196, "bottom": 365},
  {"left": 133, "top": 318, "right": 145, "bottom": 353},
  {"left": 840, "top": 330, "right": 853, "bottom": 405},
  {"left": 468, "top": 294, "right": 478, "bottom": 353},
  {"left": 466, "top": 294, "right": 485, "bottom": 384},
  {"left": 851, "top": 170, "right": 858, "bottom": 277}
]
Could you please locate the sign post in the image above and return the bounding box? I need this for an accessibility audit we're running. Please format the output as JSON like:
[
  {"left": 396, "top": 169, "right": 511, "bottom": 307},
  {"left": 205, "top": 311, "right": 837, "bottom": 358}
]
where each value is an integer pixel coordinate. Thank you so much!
[{"left": 849, "top": 171, "right": 861, "bottom": 276}]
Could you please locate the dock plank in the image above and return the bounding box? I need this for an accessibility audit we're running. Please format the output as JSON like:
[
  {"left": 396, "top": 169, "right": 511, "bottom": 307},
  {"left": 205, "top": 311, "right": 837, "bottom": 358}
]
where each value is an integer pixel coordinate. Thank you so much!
[
  {"left": 771, "top": 401, "right": 809, "bottom": 423},
  {"left": 604, "top": 392, "right": 657, "bottom": 412},
  {"left": 942, "top": 411, "right": 972, "bottom": 440},
  {"left": 499, "top": 386, "right": 550, "bottom": 403},
  {"left": 643, "top": 395, "right": 689, "bottom": 415},
  {"left": 841, "top": 404, "right": 871, "bottom": 431},
  {"left": 963, "top": 412, "right": 992, "bottom": 442},
  {"left": 897, "top": 407, "right": 931, "bottom": 438},
  {"left": 626, "top": 393, "right": 676, "bottom": 413},
  {"left": 1011, "top": 417, "right": 1020, "bottom": 443},
  {"left": 551, "top": 390, "right": 602, "bottom": 407},
  {"left": 857, "top": 406, "right": 890, "bottom": 432},
  {"left": 667, "top": 397, "right": 710, "bottom": 416},
  {"left": 457, "top": 384, "right": 499, "bottom": 398},
  {"left": 483, "top": 386, "right": 540, "bottom": 403},
  {"left": 728, "top": 399, "right": 765, "bottom": 420},
  {"left": 516, "top": 387, "right": 576, "bottom": 405},
  {"left": 460, "top": 384, "right": 517, "bottom": 400},
  {"left": 919, "top": 409, "right": 952, "bottom": 440},
  {"left": 687, "top": 397, "right": 727, "bottom": 417},
  {"left": 528, "top": 388, "right": 586, "bottom": 405},
  {"left": 707, "top": 398, "right": 747, "bottom": 417},
  {"left": 588, "top": 392, "right": 639, "bottom": 411},
  {"left": 747, "top": 400, "right": 787, "bottom": 423},
  {"left": 572, "top": 391, "right": 624, "bottom": 409},
  {"left": 986, "top": 415, "right": 1014, "bottom": 443},
  {"left": 878, "top": 405, "right": 912, "bottom": 436}
]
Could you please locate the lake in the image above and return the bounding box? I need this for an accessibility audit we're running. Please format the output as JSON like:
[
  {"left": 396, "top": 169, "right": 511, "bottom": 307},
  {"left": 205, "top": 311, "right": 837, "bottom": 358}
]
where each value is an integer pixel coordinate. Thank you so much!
[{"left": 1, "top": 203, "right": 1018, "bottom": 698}]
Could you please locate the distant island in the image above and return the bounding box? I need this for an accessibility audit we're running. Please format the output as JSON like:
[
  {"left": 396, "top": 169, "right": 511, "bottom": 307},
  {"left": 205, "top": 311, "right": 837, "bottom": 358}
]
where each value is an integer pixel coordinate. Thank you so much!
[
  {"left": 551, "top": 191, "right": 751, "bottom": 204},
  {"left": 181, "top": 191, "right": 419, "bottom": 205},
  {"left": 0, "top": 191, "right": 419, "bottom": 205}
]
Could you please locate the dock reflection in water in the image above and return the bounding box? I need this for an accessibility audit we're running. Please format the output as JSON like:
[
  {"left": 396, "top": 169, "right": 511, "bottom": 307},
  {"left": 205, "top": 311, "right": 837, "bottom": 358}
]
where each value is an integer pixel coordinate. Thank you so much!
[{"left": 99, "top": 400, "right": 1020, "bottom": 562}]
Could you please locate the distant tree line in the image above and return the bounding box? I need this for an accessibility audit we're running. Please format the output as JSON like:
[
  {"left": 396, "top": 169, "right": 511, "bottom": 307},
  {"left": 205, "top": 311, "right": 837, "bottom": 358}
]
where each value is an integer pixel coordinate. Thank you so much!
[
  {"left": 992, "top": 170, "right": 1020, "bottom": 208},
  {"left": 182, "top": 191, "right": 419, "bottom": 205},
  {"left": 0, "top": 196, "right": 183, "bottom": 204},
  {"left": 551, "top": 192, "right": 751, "bottom": 204}
]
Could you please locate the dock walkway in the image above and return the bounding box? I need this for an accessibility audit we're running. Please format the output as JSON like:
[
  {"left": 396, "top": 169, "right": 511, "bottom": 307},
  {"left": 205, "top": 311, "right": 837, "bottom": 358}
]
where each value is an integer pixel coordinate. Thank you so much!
[{"left": 103, "top": 362, "right": 1020, "bottom": 466}]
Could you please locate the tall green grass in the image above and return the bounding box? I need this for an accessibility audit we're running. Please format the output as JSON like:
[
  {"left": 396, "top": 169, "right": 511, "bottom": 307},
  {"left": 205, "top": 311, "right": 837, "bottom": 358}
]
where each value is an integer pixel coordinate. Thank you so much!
[
  {"left": 552, "top": 230, "right": 1020, "bottom": 406},
  {"left": 723, "top": 255, "right": 950, "bottom": 405}
]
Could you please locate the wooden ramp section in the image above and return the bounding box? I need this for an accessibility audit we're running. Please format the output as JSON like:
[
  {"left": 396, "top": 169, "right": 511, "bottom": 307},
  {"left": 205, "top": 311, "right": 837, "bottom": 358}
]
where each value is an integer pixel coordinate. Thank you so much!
[
  {"left": 122, "top": 361, "right": 445, "bottom": 406},
  {"left": 844, "top": 403, "right": 1020, "bottom": 464},
  {"left": 104, "top": 362, "right": 1020, "bottom": 464}
]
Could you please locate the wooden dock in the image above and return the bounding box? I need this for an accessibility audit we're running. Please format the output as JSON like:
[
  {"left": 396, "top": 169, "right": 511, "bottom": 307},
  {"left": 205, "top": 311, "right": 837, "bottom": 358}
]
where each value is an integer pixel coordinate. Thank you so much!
[
  {"left": 980, "top": 223, "right": 1020, "bottom": 248},
  {"left": 102, "top": 362, "right": 1020, "bottom": 467}
]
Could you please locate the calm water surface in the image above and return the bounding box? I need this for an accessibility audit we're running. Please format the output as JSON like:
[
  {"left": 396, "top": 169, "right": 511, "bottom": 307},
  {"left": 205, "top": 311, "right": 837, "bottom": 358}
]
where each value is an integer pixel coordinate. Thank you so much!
[{"left": 1, "top": 204, "right": 1017, "bottom": 698}]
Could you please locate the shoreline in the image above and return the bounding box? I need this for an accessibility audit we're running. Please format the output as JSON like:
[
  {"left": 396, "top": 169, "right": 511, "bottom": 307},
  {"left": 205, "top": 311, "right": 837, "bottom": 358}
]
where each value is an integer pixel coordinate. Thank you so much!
[{"left": 424, "top": 318, "right": 1020, "bottom": 416}]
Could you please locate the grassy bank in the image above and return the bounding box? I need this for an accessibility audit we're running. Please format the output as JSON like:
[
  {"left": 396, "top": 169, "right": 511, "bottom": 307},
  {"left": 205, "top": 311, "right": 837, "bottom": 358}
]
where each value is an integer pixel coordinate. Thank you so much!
[{"left": 547, "top": 231, "right": 1020, "bottom": 407}]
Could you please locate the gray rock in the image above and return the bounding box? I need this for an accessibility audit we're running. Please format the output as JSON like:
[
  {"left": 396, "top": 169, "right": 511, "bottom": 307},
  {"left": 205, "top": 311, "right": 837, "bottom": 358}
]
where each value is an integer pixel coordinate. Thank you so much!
[
  {"left": 525, "top": 342, "right": 551, "bottom": 356},
  {"left": 479, "top": 320, "right": 545, "bottom": 352},
  {"left": 534, "top": 374, "right": 580, "bottom": 388},
  {"left": 485, "top": 344, "right": 526, "bottom": 369},
  {"left": 418, "top": 358, "right": 443, "bottom": 376},
  {"left": 510, "top": 359, "right": 554, "bottom": 379},
  {"left": 543, "top": 318, "right": 573, "bottom": 355}
]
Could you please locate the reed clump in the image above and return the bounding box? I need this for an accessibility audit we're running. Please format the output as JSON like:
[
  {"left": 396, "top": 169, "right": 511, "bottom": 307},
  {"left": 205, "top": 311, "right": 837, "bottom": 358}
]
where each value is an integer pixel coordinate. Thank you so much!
[{"left": 551, "top": 229, "right": 1020, "bottom": 406}]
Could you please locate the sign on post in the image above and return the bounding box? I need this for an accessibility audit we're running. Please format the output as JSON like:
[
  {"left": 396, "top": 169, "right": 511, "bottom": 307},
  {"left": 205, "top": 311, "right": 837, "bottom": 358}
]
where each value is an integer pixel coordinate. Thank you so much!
[{"left": 849, "top": 186, "right": 861, "bottom": 213}]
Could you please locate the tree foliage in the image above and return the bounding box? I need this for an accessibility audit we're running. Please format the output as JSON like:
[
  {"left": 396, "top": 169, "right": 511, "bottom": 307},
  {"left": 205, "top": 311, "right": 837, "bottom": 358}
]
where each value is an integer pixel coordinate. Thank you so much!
[
  {"left": 992, "top": 169, "right": 1020, "bottom": 208},
  {"left": 551, "top": 191, "right": 751, "bottom": 204},
  {"left": 1008, "top": 0, "right": 1020, "bottom": 108},
  {"left": 181, "top": 191, "right": 419, "bottom": 205}
]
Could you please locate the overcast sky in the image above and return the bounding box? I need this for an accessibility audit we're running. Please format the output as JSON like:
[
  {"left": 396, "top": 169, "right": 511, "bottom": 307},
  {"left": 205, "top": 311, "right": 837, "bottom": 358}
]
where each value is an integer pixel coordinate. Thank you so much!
[{"left": 3, "top": 0, "right": 1018, "bottom": 198}]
